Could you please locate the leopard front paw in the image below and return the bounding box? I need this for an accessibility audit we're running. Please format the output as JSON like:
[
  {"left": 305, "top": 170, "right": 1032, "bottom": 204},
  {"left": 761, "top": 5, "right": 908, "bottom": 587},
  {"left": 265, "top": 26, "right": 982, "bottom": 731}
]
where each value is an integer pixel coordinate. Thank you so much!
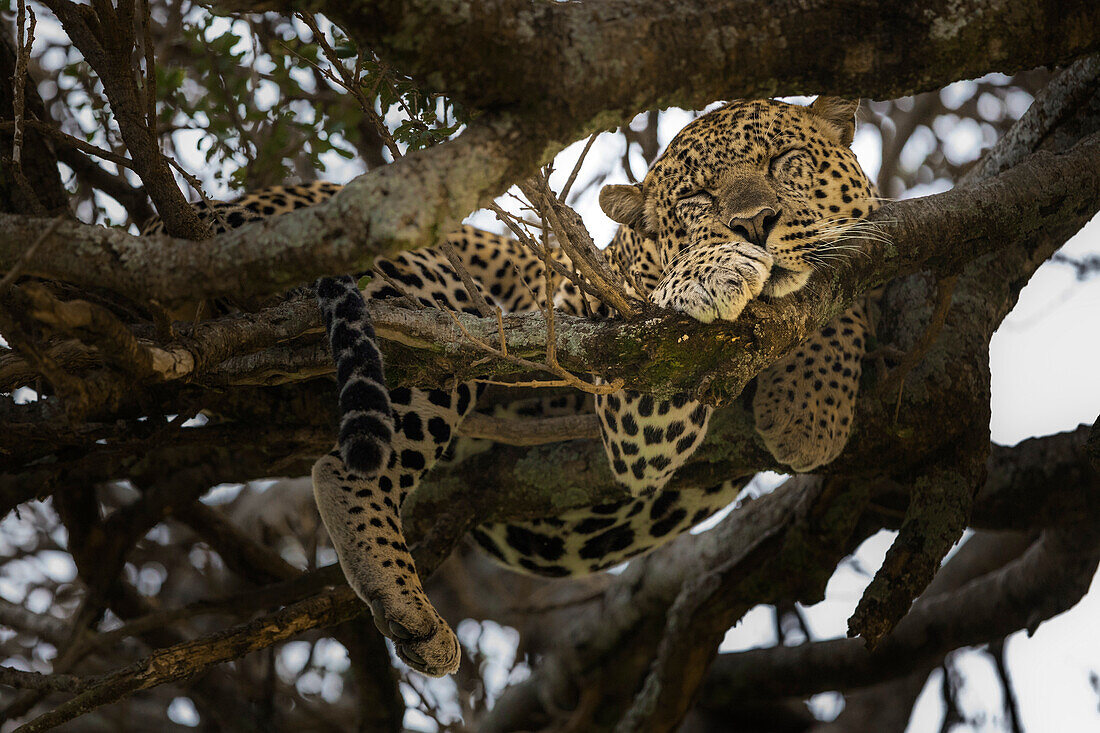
[
  {"left": 653, "top": 243, "right": 773, "bottom": 323},
  {"left": 368, "top": 596, "right": 460, "bottom": 677},
  {"left": 752, "top": 363, "right": 855, "bottom": 473},
  {"left": 753, "top": 409, "right": 846, "bottom": 473}
]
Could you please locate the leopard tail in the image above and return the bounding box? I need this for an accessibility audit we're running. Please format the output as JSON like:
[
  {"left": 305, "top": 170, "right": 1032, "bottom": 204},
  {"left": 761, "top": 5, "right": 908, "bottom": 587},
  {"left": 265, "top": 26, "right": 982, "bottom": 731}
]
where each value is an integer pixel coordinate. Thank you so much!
[{"left": 316, "top": 275, "right": 394, "bottom": 476}]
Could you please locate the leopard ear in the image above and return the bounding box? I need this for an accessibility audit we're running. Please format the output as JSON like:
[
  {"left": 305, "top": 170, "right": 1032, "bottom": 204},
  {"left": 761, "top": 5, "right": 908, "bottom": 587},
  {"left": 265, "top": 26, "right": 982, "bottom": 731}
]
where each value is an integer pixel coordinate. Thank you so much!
[
  {"left": 599, "top": 183, "right": 646, "bottom": 229},
  {"left": 810, "top": 96, "right": 859, "bottom": 146}
]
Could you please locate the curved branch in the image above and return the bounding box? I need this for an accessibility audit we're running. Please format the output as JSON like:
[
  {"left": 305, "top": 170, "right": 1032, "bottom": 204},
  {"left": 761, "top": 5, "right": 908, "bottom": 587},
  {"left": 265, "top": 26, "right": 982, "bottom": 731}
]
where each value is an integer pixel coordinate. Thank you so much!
[{"left": 701, "top": 524, "right": 1100, "bottom": 702}]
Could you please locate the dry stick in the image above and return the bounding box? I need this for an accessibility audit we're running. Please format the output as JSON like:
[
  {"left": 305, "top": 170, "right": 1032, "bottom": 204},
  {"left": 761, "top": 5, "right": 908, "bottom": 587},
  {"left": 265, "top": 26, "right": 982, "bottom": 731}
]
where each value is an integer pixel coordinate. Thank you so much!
[
  {"left": 537, "top": 213, "right": 576, "bottom": 386},
  {"left": 442, "top": 308, "right": 620, "bottom": 394},
  {"left": 558, "top": 132, "right": 599, "bottom": 204},
  {"left": 0, "top": 121, "right": 136, "bottom": 171},
  {"left": 439, "top": 240, "right": 494, "bottom": 317},
  {"left": 164, "top": 157, "right": 226, "bottom": 235},
  {"left": 488, "top": 202, "right": 607, "bottom": 307},
  {"left": 295, "top": 13, "right": 403, "bottom": 160},
  {"left": 370, "top": 266, "right": 426, "bottom": 310},
  {"left": 10, "top": 0, "right": 43, "bottom": 215},
  {"left": 452, "top": 204, "right": 624, "bottom": 393},
  {"left": 494, "top": 305, "right": 507, "bottom": 355},
  {"left": 520, "top": 176, "right": 637, "bottom": 317}
]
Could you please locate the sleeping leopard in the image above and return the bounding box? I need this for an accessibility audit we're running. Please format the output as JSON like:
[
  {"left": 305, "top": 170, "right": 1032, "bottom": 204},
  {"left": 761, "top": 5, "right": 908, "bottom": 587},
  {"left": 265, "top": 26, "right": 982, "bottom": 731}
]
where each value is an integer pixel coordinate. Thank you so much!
[{"left": 145, "top": 97, "right": 876, "bottom": 676}]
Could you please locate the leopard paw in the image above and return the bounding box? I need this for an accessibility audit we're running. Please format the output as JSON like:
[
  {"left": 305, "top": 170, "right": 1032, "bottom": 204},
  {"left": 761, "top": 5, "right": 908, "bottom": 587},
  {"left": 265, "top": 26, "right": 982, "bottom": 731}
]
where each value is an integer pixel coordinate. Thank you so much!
[
  {"left": 653, "top": 243, "right": 773, "bottom": 323},
  {"left": 368, "top": 596, "right": 460, "bottom": 677},
  {"left": 753, "top": 403, "right": 847, "bottom": 472},
  {"left": 752, "top": 342, "right": 860, "bottom": 473}
]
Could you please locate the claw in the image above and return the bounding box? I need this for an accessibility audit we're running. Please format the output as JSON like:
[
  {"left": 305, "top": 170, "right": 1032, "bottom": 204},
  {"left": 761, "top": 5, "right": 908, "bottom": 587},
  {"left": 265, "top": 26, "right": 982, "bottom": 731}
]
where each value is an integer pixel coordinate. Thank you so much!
[
  {"left": 388, "top": 620, "right": 414, "bottom": 640},
  {"left": 401, "top": 645, "right": 426, "bottom": 667},
  {"left": 369, "top": 599, "right": 391, "bottom": 638}
]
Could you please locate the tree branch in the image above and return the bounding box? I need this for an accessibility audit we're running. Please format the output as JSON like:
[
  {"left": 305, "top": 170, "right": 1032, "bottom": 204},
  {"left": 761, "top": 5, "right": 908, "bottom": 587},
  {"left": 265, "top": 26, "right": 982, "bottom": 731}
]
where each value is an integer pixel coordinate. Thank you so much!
[
  {"left": 231, "top": 0, "right": 1100, "bottom": 129},
  {"left": 701, "top": 524, "right": 1100, "bottom": 702}
]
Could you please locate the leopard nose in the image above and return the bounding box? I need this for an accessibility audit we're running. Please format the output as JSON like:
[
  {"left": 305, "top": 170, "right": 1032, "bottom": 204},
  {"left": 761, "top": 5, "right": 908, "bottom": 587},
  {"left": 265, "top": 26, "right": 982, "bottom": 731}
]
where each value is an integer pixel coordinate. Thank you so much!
[{"left": 728, "top": 208, "right": 779, "bottom": 247}]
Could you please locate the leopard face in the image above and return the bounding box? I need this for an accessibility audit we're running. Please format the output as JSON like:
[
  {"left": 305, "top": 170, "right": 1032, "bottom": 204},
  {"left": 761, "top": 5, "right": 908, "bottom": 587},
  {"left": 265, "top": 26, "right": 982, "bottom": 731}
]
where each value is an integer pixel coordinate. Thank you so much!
[{"left": 601, "top": 97, "right": 876, "bottom": 303}]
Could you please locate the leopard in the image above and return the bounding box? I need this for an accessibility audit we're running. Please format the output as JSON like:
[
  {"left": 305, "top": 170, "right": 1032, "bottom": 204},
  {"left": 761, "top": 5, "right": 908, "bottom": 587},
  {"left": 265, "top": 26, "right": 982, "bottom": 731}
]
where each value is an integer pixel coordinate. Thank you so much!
[{"left": 144, "top": 97, "right": 877, "bottom": 677}]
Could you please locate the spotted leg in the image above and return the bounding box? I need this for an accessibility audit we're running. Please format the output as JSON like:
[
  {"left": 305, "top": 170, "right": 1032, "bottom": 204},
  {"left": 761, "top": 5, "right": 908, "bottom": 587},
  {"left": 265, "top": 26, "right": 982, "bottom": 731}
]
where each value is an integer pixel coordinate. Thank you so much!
[
  {"left": 596, "top": 236, "right": 772, "bottom": 494},
  {"left": 596, "top": 390, "right": 713, "bottom": 495},
  {"left": 312, "top": 382, "right": 480, "bottom": 676},
  {"left": 752, "top": 303, "right": 869, "bottom": 471}
]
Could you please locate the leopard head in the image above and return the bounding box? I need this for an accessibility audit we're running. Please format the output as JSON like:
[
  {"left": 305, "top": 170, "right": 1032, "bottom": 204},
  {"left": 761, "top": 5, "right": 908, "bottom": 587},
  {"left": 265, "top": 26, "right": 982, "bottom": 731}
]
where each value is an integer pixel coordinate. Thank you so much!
[{"left": 600, "top": 97, "right": 876, "bottom": 298}]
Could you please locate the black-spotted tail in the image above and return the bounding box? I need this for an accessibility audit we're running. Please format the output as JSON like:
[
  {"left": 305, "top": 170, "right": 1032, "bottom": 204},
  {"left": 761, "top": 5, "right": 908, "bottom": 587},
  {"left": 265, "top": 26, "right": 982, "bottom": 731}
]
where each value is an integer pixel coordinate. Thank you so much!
[{"left": 317, "top": 275, "right": 394, "bottom": 476}]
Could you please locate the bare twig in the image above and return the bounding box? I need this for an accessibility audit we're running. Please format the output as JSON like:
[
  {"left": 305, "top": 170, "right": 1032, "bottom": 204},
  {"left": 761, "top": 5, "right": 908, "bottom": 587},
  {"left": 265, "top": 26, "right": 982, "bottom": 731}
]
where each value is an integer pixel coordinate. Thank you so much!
[
  {"left": 443, "top": 307, "right": 622, "bottom": 394},
  {"left": 10, "top": 0, "right": 43, "bottom": 214},
  {"left": 0, "top": 121, "right": 136, "bottom": 171},
  {"left": 487, "top": 201, "right": 607, "bottom": 307},
  {"left": 296, "top": 13, "right": 403, "bottom": 160},
  {"left": 440, "top": 240, "right": 494, "bottom": 317},
  {"left": 559, "top": 132, "right": 599, "bottom": 203},
  {"left": 520, "top": 175, "right": 637, "bottom": 317},
  {"left": 165, "top": 157, "right": 224, "bottom": 235}
]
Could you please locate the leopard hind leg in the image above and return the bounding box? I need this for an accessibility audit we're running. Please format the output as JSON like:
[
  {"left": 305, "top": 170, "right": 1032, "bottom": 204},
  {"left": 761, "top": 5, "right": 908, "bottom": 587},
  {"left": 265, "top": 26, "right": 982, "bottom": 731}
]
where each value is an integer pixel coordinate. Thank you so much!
[{"left": 312, "top": 382, "right": 480, "bottom": 676}]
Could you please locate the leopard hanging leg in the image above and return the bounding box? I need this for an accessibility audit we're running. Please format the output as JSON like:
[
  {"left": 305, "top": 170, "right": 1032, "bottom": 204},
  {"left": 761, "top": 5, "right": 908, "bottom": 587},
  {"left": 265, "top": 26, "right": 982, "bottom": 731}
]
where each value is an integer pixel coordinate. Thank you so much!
[
  {"left": 596, "top": 389, "right": 713, "bottom": 495},
  {"left": 312, "top": 382, "right": 480, "bottom": 676},
  {"left": 752, "top": 302, "right": 869, "bottom": 471}
]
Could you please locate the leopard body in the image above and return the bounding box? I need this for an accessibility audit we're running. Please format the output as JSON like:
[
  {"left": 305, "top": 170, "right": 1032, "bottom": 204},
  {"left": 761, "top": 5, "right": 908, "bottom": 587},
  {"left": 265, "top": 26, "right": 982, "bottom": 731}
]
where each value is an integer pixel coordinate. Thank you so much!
[{"left": 145, "top": 97, "right": 877, "bottom": 676}]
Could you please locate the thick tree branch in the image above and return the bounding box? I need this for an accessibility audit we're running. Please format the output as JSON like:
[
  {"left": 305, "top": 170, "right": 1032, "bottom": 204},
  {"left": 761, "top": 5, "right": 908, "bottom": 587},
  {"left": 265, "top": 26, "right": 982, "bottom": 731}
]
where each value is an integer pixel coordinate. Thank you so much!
[
  {"left": 233, "top": 0, "right": 1100, "bottom": 128},
  {"left": 1, "top": 129, "right": 1096, "bottom": 415}
]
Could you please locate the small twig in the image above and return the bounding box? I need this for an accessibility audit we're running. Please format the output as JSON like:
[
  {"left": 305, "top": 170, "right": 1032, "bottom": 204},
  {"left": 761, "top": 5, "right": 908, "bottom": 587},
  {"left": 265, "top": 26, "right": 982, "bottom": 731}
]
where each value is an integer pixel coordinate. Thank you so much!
[
  {"left": 11, "top": 0, "right": 34, "bottom": 169},
  {"left": 443, "top": 309, "right": 621, "bottom": 395},
  {"left": 165, "top": 157, "right": 225, "bottom": 235},
  {"left": 440, "top": 240, "right": 494, "bottom": 317},
  {"left": 494, "top": 305, "right": 507, "bottom": 355},
  {"left": 0, "top": 121, "right": 136, "bottom": 171},
  {"left": 296, "top": 14, "right": 403, "bottom": 160},
  {"left": 559, "top": 132, "right": 599, "bottom": 203},
  {"left": 10, "top": 0, "right": 43, "bottom": 215},
  {"left": 488, "top": 201, "right": 609, "bottom": 307},
  {"left": 520, "top": 175, "right": 637, "bottom": 317},
  {"left": 371, "top": 266, "right": 427, "bottom": 310}
]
